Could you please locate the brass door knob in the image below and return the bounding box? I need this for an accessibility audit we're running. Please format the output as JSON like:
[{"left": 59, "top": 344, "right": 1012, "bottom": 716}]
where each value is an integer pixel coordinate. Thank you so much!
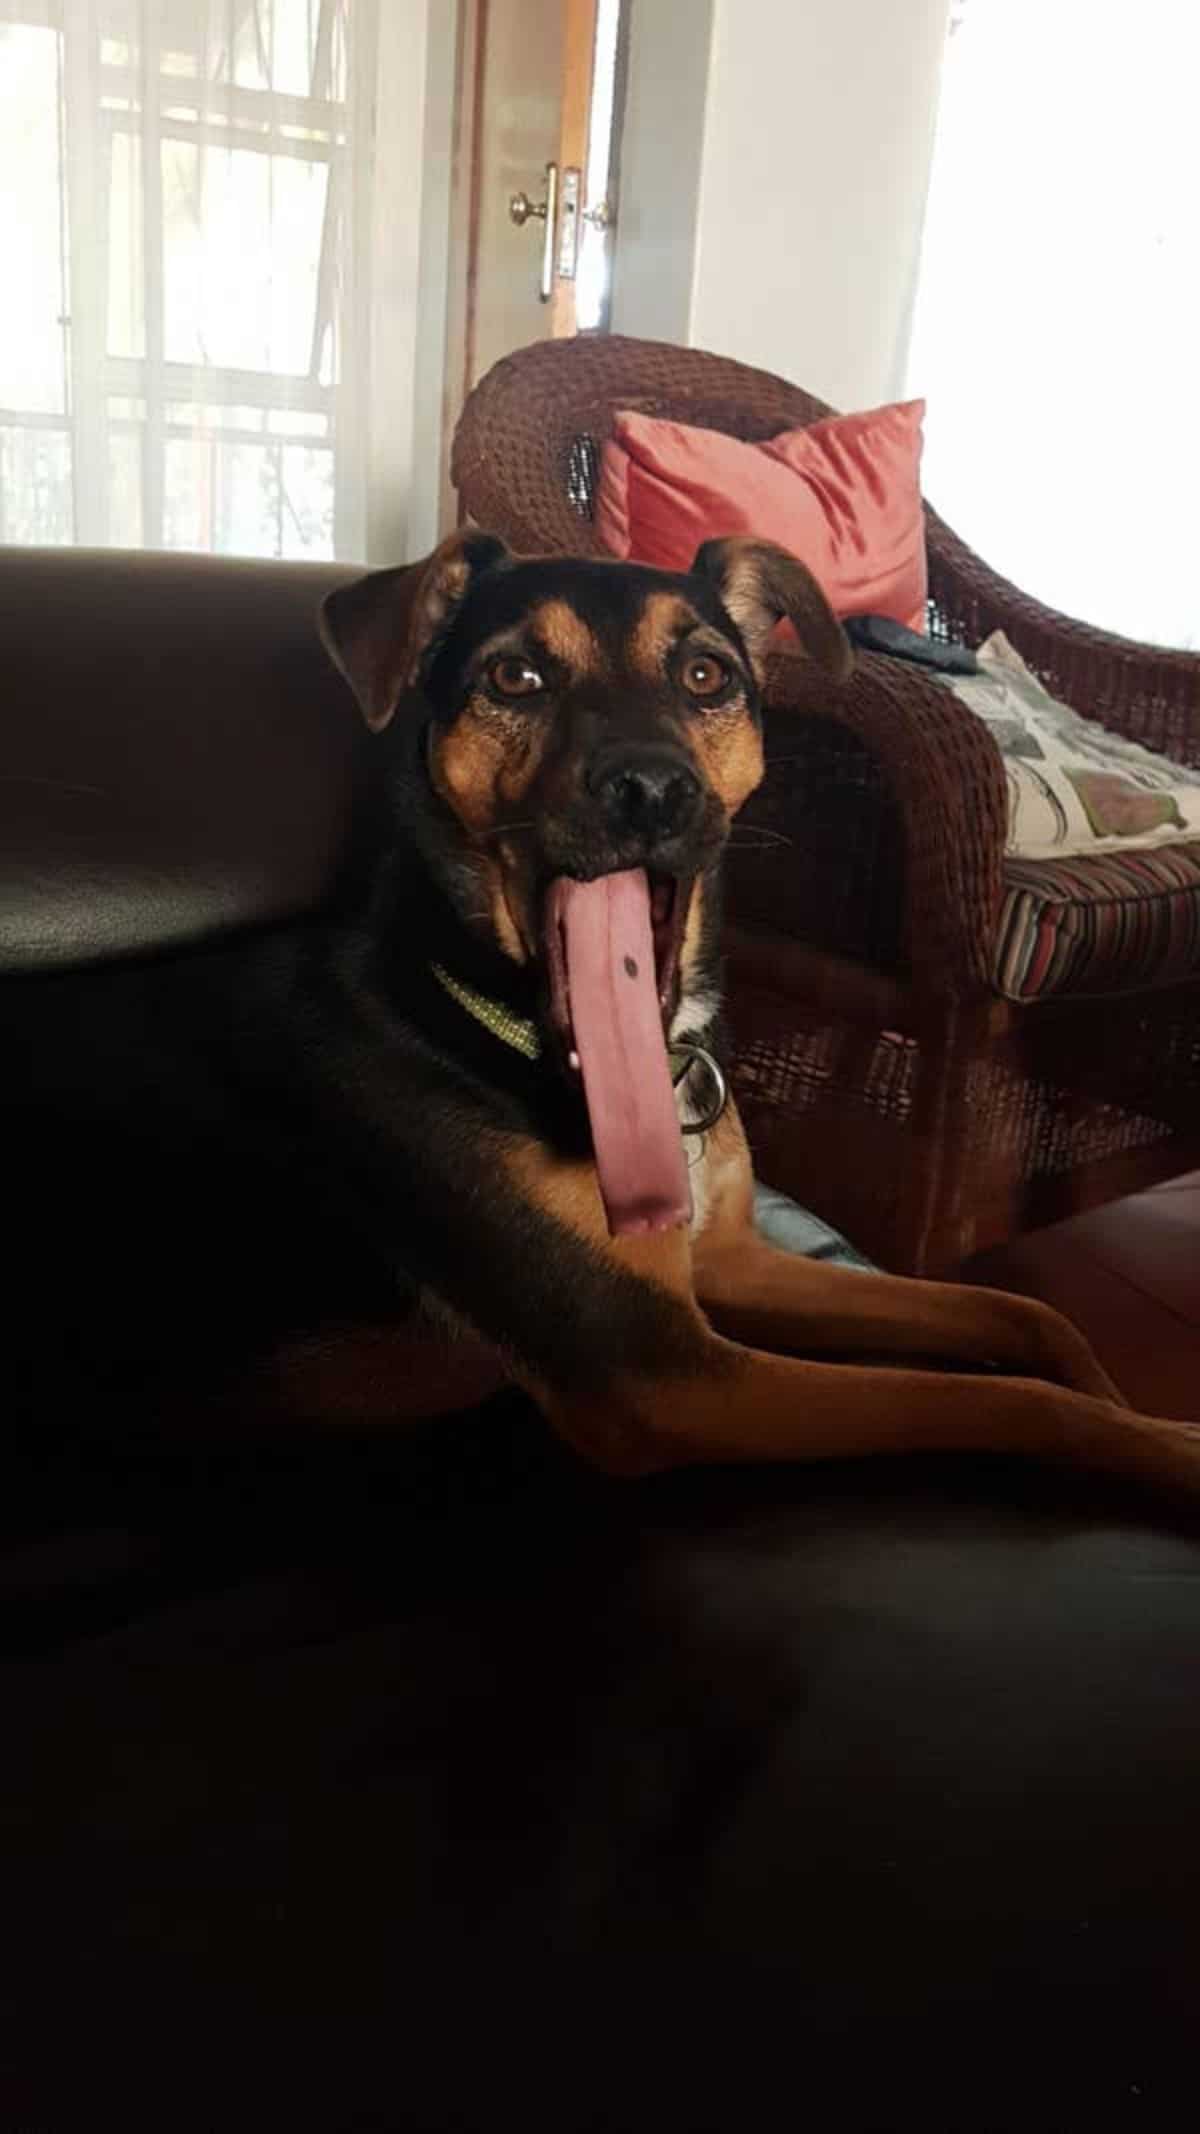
[
  {"left": 509, "top": 163, "right": 560, "bottom": 301},
  {"left": 508, "top": 190, "right": 548, "bottom": 227}
]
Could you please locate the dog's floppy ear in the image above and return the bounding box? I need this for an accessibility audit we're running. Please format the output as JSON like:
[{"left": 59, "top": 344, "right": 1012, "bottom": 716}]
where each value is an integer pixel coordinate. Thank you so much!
[
  {"left": 691, "top": 537, "right": 852, "bottom": 683},
  {"left": 318, "top": 530, "right": 510, "bottom": 731}
]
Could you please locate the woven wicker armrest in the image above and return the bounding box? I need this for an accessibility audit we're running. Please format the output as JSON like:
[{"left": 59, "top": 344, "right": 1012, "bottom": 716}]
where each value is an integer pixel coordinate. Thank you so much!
[
  {"left": 450, "top": 335, "right": 839, "bottom": 561},
  {"left": 451, "top": 362, "right": 594, "bottom": 560},
  {"left": 729, "top": 645, "right": 1008, "bottom": 1000},
  {"left": 926, "top": 508, "right": 1200, "bottom": 769}
]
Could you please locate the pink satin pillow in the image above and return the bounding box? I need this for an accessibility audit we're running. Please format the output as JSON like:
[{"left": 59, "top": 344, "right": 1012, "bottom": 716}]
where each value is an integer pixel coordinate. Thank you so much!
[{"left": 595, "top": 400, "right": 928, "bottom": 632}]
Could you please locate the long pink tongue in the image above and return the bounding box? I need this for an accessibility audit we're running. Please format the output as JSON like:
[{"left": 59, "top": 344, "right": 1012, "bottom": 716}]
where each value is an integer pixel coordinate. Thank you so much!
[{"left": 558, "top": 869, "right": 691, "bottom": 1237}]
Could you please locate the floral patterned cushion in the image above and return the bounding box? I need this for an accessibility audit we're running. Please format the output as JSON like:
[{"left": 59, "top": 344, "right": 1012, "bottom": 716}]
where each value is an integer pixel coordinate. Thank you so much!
[
  {"left": 931, "top": 636, "right": 1200, "bottom": 1000},
  {"left": 946, "top": 633, "right": 1200, "bottom": 860}
]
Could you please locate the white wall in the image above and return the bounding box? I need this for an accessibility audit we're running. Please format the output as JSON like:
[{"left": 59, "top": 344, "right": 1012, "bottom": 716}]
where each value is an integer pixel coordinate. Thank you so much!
[
  {"left": 609, "top": 0, "right": 713, "bottom": 346},
  {"left": 614, "top": 0, "right": 952, "bottom": 413}
]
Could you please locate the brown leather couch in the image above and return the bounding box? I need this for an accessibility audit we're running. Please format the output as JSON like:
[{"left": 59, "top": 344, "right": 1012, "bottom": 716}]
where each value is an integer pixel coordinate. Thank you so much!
[{"left": 3, "top": 546, "right": 1198, "bottom": 2130}]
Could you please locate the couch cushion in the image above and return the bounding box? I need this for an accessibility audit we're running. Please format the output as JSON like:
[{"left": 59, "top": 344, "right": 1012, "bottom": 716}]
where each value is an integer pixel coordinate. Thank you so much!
[
  {"left": 6, "top": 1400, "right": 1200, "bottom": 2128},
  {"left": 995, "top": 843, "right": 1200, "bottom": 999},
  {"left": 936, "top": 630, "right": 1200, "bottom": 1000},
  {"left": 948, "top": 631, "right": 1200, "bottom": 860},
  {"left": 0, "top": 546, "right": 360, "bottom": 974}
]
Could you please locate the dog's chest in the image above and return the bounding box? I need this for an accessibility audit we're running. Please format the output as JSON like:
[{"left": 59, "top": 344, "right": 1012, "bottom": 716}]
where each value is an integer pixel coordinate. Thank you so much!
[
  {"left": 671, "top": 990, "right": 722, "bottom": 1237},
  {"left": 685, "top": 1134, "right": 715, "bottom": 1236}
]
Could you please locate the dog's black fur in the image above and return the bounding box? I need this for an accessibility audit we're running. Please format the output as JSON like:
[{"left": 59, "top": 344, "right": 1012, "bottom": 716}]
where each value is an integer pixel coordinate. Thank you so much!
[
  {"left": 6, "top": 537, "right": 817, "bottom": 1420},
  {"left": 11, "top": 533, "right": 1200, "bottom": 1510}
]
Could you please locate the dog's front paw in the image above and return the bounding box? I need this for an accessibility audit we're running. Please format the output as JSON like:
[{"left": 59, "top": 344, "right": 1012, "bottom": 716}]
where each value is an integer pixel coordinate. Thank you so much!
[{"left": 1023, "top": 1301, "right": 1129, "bottom": 1407}]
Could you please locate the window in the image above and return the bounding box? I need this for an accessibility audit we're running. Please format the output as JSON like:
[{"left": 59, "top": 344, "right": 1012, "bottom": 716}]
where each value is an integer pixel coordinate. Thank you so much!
[
  {"left": 908, "top": 0, "right": 1199, "bottom": 649},
  {"left": 0, "top": 0, "right": 377, "bottom": 558}
]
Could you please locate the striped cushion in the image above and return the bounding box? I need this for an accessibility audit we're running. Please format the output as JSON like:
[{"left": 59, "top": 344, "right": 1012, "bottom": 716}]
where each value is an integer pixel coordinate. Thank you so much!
[{"left": 994, "top": 845, "right": 1200, "bottom": 1000}]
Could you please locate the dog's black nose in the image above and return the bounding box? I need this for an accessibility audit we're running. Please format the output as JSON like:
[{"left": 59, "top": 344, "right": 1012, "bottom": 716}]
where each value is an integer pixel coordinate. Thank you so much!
[{"left": 589, "top": 749, "right": 702, "bottom": 844}]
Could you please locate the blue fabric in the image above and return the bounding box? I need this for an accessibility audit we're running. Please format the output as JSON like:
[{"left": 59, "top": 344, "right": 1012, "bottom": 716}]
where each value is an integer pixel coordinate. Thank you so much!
[{"left": 752, "top": 1183, "right": 875, "bottom": 1271}]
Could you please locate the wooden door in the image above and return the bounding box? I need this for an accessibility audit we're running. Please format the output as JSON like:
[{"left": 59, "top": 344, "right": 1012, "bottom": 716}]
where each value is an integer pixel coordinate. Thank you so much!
[{"left": 444, "top": 0, "right": 623, "bottom": 486}]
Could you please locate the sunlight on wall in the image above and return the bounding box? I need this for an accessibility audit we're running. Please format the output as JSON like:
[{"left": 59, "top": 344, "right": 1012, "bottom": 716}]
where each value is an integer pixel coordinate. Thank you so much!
[
  {"left": 576, "top": 0, "right": 621, "bottom": 332},
  {"left": 908, "top": 0, "right": 1199, "bottom": 648}
]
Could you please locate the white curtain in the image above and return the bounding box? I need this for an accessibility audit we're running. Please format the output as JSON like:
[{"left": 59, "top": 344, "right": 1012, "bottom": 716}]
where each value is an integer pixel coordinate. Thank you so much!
[
  {"left": 908, "top": 0, "right": 1199, "bottom": 650},
  {"left": 0, "top": 0, "right": 378, "bottom": 559}
]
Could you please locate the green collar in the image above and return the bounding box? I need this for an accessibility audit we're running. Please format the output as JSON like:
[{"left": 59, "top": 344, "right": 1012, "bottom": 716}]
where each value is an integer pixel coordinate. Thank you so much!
[
  {"left": 431, "top": 962, "right": 542, "bottom": 1060},
  {"left": 430, "top": 961, "right": 728, "bottom": 1135}
]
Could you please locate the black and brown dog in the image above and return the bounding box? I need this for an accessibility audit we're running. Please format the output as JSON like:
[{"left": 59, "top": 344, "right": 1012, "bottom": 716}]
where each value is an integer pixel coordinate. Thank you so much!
[
  {"left": 9, "top": 532, "right": 1199, "bottom": 1497},
  {"left": 307, "top": 530, "right": 1197, "bottom": 1495}
]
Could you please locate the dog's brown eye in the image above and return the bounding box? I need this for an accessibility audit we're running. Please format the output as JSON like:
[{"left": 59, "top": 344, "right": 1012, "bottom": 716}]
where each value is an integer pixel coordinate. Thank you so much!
[
  {"left": 488, "top": 656, "right": 544, "bottom": 699},
  {"left": 683, "top": 654, "right": 731, "bottom": 700}
]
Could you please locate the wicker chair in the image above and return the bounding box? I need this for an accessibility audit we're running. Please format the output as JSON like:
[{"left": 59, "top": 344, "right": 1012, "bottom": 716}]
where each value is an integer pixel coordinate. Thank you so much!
[{"left": 451, "top": 335, "right": 1200, "bottom": 1274}]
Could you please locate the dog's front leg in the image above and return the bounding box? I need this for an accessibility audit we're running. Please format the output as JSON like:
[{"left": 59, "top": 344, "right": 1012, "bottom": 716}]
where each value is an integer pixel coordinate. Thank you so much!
[
  {"left": 694, "top": 1237, "right": 1126, "bottom": 1404},
  {"left": 690, "top": 1108, "right": 1126, "bottom": 1403},
  {"left": 291, "top": 1049, "right": 1196, "bottom": 1499},
  {"left": 457, "top": 1138, "right": 1198, "bottom": 1502},
  {"left": 547, "top": 1343, "right": 1200, "bottom": 1502},
  {"left": 291, "top": 1038, "right": 715, "bottom": 1469}
]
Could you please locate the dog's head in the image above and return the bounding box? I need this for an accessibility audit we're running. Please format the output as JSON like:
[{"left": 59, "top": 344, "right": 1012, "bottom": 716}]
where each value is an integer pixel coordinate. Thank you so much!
[{"left": 320, "top": 532, "right": 850, "bottom": 1048}]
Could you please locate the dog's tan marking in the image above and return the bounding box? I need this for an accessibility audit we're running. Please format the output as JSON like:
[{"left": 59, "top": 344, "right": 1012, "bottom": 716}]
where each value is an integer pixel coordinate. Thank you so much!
[
  {"left": 630, "top": 591, "right": 699, "bottom": 677},
  {"left": 432, "top": 709, "right": 554, "bottom": 963},
  {"left": 501, "top": 1107, "right": 1178, "bottom": 1489},
  {"left": 481, "top": 853, "right": 529, "bottom": 963},
  {"left": 503, "top": 1138, "right": 696, "bottom": 1293},
  {"left": 431, "top": 706, "right": 549, "bottom": 835},
  {"left": 690, "top": 1103, "right": 756, "bottom": 1240},
  {"left": 413, "top": 555, "right": 472, "bottom": 678},
  {"left": 707, "top": 548, "right": 773, "bottom": 664},
  {"left": 697, "top": 537, "right": 852, "bottom": 682},
  {"left": 632, "top": 588, "right": 765, "bottom": 814},
  {"left": 531, "top": 599, "right": 600, "bottom": 676},
  {"left": 687, "top": 706, "right": 764, "bottom": 817},
  {"left": 499, "top": 1137, "right": 716, "bottom": 1473},
  {"left": 678, "top": 876, "right": 709, "bottom": 1003},
  {"left": 506, "top": 1082, "right": 1131, "bottom": 1419}
]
